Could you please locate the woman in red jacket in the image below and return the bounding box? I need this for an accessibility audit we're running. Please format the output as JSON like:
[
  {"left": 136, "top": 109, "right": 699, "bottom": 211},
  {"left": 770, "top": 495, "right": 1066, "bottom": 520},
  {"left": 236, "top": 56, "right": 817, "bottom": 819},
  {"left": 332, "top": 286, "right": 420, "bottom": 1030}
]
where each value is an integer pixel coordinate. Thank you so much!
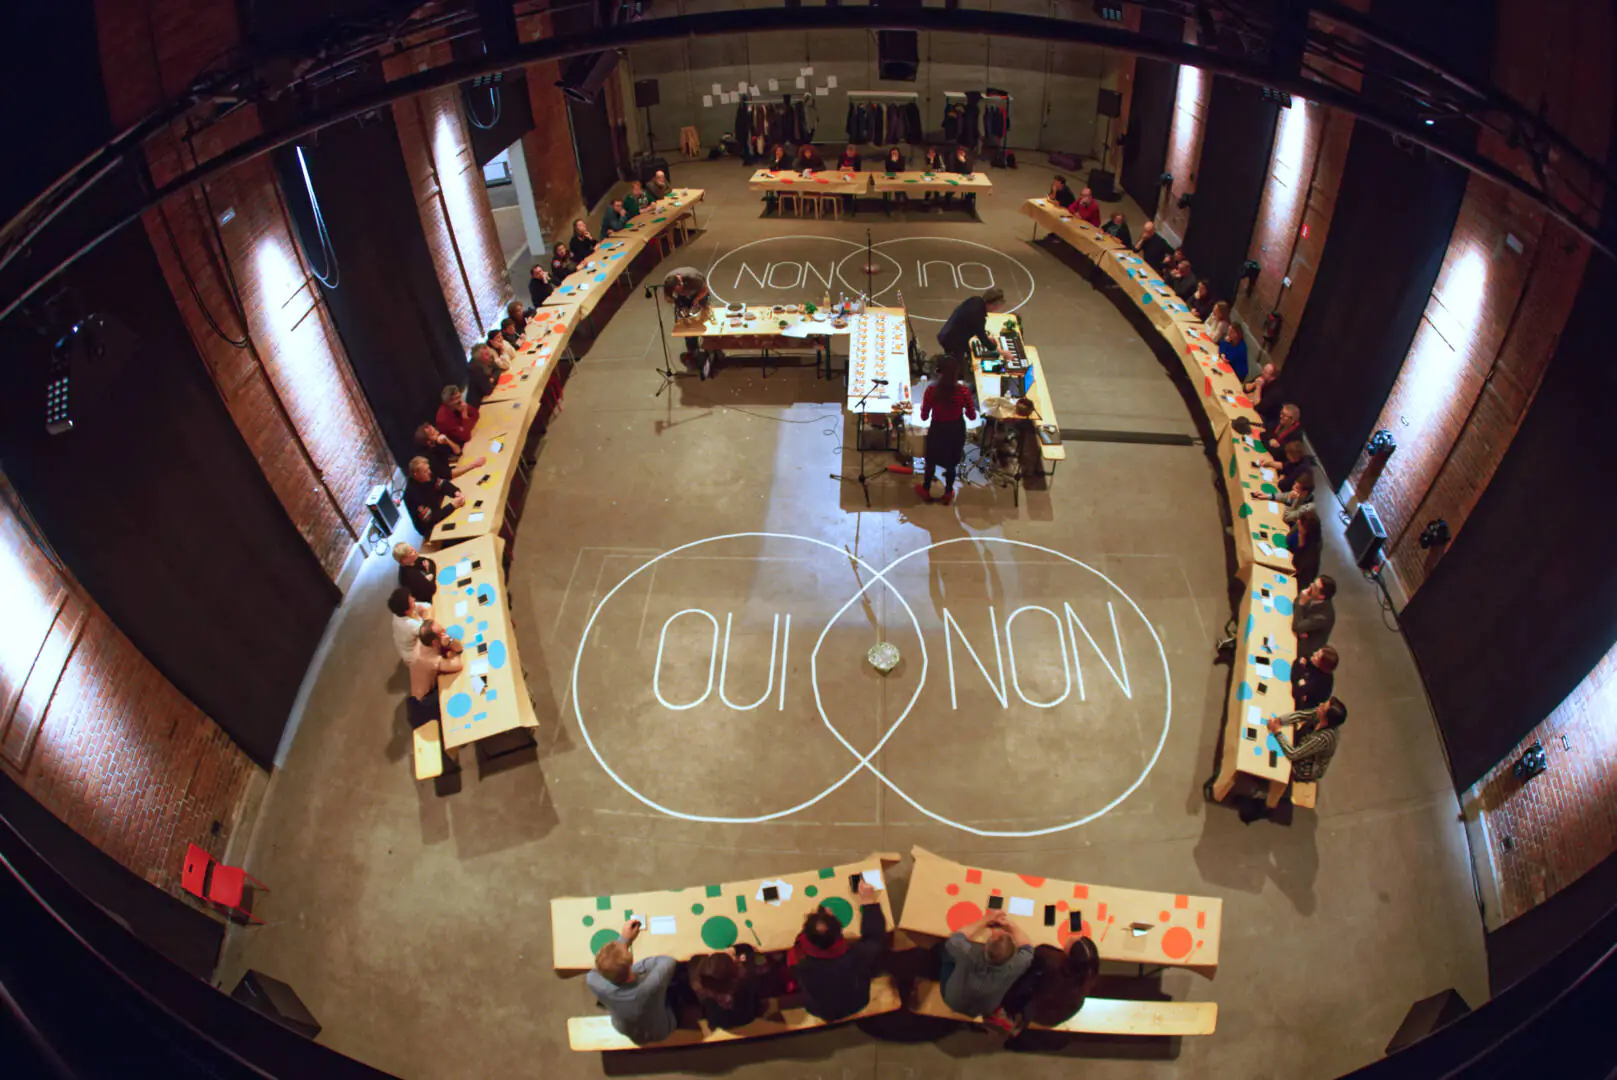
[{"left": 916, "top": 358, "right": 977, "bottom": 506}]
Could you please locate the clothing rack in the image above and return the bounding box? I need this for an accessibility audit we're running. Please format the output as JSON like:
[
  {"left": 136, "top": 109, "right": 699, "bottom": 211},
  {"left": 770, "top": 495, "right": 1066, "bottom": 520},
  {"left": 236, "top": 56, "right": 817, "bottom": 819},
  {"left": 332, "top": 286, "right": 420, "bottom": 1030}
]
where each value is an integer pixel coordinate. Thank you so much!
[
  {"left": 845, "top": 91, "right": 919, "bottom": 100},
  {"left": 943, "top": 90, "right": 1014, "bottom": 100}
]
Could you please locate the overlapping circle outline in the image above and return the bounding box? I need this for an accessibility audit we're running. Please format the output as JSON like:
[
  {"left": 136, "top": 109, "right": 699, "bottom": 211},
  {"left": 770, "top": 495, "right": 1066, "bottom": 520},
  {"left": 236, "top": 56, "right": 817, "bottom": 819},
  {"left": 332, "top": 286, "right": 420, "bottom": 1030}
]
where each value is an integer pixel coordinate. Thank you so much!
[{"left": 569, "top": 533, "right": 1172, "bottom": 837}]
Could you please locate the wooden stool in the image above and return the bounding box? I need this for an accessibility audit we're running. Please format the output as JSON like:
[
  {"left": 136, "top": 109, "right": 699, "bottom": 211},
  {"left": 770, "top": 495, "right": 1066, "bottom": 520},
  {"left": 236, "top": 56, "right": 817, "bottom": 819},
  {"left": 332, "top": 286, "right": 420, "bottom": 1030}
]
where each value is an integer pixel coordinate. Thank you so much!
[
  {"left": 819, "top": 194, "right": 842, "bottom": 221},
  {"left": 679, "top": 126, "right": 701, "bottom": 157},
  {"left": 778, "top": 191, "right": 801, "bottom": 215}
]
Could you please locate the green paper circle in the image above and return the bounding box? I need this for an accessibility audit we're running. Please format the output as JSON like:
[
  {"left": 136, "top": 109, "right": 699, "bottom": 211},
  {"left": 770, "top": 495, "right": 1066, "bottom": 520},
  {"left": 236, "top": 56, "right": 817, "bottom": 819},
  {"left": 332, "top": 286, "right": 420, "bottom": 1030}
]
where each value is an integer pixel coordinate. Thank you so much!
[
  {"left": 701, "top": 915, "right": 739, "bottom": 949},
  {"left": 1238, "top": 502, "right": 1253, "bottom": 518},
  {"left": 804, "top": 885, "right": 818, "bottom": 898},
  {"left": 821, "top": 896, "right": 855, "bottom": 928},
  {"left": 589, "top": 928, "right": 619, "bottom": 955},
  {"left": 691, "top": 903, "right": 704, "bottom": 915},
  {"left": 1259, "top": 482, "right": 1279, "bottom": 496},
  {"left": 582, "top": 915, "right": 594, "bottom": 927}
]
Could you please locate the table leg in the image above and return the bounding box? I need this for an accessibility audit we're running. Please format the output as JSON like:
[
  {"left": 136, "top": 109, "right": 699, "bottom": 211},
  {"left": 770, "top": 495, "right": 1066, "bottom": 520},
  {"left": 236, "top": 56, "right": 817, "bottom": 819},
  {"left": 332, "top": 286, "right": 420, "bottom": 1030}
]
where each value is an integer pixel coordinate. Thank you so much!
[
  {"left": 1264, "top": 780, "right": 1286, "bottom": 810},
  {"left": 1211, "top": 769, "right": 1237, "bottom": 802}
]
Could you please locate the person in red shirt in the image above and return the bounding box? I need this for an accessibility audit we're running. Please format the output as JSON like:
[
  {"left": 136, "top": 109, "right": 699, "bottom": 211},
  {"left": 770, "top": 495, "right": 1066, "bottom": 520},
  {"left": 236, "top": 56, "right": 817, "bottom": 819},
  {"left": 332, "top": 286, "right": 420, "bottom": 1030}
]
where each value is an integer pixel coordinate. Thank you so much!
[
  {"left": 1264, "top": 403, "right": 1304, "bottom": 461},
  {"left": 434, "top": 385, "right": 479, "bottom": 445},
  {"left": 1073, "top": 187, "right": 1102, "bottom": 227},
  {"left": 916, "top": 359, "right": 978, "bottom": 506},
  {"left": 837, "top": 144, "right": 860, "bottom": 172}
]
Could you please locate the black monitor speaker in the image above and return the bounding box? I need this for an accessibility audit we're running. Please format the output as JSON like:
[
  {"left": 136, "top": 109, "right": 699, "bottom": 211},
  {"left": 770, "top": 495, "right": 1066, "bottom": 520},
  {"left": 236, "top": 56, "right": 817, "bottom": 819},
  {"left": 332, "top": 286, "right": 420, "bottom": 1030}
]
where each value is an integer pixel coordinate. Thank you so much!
[
  {"left": 1097, "top": 89, "right": 1122, "bottom": 118},
  {"left": 557, "top": 50, "right": 619, "bottom": 105},
  {"left": 878, "top": 31, "right": 919, "bottom": 81},
  {"left": 1346, "top": 504, "right": 1388, "bottom": 569},
  {"left": 634, "top": 78, "right": 660, "bottom": 109}
]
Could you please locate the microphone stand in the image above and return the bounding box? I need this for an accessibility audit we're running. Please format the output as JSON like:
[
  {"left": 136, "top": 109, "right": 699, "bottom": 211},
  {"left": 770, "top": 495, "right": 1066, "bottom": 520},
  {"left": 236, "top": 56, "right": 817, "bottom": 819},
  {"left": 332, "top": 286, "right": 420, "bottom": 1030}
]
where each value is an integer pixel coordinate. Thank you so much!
[
  {"left": 648, "top": 284, "right": 686, "bottom": 398},
  {"left": 831, "top": 380, "right": 888, "bottom": 508},
  {"left": 861, "top": 226, "right": 880, "bottom": 296}
]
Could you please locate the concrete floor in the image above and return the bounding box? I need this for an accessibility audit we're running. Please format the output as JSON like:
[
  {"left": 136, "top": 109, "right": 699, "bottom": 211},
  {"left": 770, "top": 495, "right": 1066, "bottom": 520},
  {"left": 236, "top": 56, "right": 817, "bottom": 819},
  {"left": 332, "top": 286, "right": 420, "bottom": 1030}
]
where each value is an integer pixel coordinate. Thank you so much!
[{"left": 219, "top": 158, "right": 1487, "bottom": 1080}]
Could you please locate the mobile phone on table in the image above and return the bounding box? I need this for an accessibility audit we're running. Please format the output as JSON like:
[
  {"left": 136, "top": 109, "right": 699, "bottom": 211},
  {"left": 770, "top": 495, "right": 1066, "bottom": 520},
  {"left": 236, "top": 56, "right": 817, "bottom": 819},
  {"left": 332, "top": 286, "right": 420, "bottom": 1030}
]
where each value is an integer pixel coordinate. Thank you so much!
[
  {"left": 1069, "top": 911, "right": 1082, "bottom": 933},
  {"left": 987, "top": 894, "right": 1004, "bottom": 911},
  {"left": 849, "top": 874, "right": 862, "bottom": 893},
  {"left": 763, "top": 886, "right": 780, "bottom": 903},
  {"left": 1044, "top": 905, "right": 1057, "bottom": 926}
]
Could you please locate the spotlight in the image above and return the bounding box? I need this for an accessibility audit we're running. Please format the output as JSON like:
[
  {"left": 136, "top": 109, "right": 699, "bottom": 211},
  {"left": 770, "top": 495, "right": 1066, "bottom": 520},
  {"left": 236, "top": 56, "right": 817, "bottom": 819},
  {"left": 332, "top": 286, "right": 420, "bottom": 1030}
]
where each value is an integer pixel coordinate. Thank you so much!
[
  {"left": 1159, "top": 171, "right": 1173, "bottom": 186},
  {"left": 44, "top": 319, "right": 98, "bottom": 436},
  {"left": 1092, "top": 1, "right": 1124, "bottom": 21},
  {"left": 1261, "top": 86, "right": 1293, "bottom": 108},
  {"left": 1177, "top": 191, "right": 1195, "bottom": 209},
  {"left": 1512, "top": 742, "right": 1548, "bottom": 782},
  {"left": 1417, "top": 518, "right": 1451, "bottom": 550}
]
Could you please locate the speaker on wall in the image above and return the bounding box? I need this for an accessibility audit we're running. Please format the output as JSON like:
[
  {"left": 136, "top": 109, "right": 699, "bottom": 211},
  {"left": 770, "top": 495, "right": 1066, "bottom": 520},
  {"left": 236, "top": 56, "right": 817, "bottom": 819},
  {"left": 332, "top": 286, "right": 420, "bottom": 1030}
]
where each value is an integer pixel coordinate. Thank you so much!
[
  {"left": 877, "top": 31, "right": 919, "bottom": 81},
  {"left": 1097, "top": 89, "right": 1122, "bottom": 118},
  {"left": 557, "top": 49, "right": 620, "bottom": 105},
  {"left": 634, "top": 78, "right": 660, "bottom": 109},
  {"left": 1087, "top": 168, "right": 1117, "bottom": 201}
]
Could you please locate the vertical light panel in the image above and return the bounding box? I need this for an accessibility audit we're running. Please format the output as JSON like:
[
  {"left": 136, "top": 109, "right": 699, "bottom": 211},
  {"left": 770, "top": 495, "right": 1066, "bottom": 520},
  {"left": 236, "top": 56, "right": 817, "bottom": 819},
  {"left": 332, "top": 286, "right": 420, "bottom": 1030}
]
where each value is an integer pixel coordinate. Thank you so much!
[
  {"left": 1161, "top": 65, "right": 1209, "bottom": 244},
  {"left": 433, "top": 101, "right": 509, "bottom": 342}
]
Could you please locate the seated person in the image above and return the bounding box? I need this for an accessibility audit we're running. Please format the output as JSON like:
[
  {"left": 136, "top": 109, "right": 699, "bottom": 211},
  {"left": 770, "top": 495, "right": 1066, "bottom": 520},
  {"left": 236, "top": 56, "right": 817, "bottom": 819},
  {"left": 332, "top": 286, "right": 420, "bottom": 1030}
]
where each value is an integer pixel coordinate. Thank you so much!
[
  {"left": 528, "top": 263, "right": 553, "bottom": 307},
  {"left": 788, "top": 882, "right": 886, "bottom": 1021},
  {"left": 1271, "top": 439, "right": 1309, "bottom": 494},
  {"left": 404, "top": 454, "right": 464, "bottom": 535},
  {"left": 1267, "top": 696, "right": 1348, "bottom": 782},
  {"left": 622, "top": 179, "right": 648, "bottom": 217},
  {"left": 950, "top": 145, "right": 974, "bottom": 175},
  {"left": 414, "top": 421, "right": 484, "bottom": 481},
  {"left": 1001, "top": 936, "right": 1100, "bottom": 1031},
  {"left": 688, "top": 946, "right": 762, "bottom": 1031},
  {"left": 568, "top": 218, "right": 597, "bottom": 263},
  {"left": 485, "top": 327, "right": 516, "bottom": 368},
  {"left": 940, "top": 908, "right": 1034, "bottom": 1022},
  {"left": 1264, "top": 403, "right": 1304, "bottom": 460},
  {"left": 500, "top": 317, "right": 521, "bottom": 350},
  {"left": 550, "top": 241, "right": 576, "bottom": 280},
  {"left": 1171, "top": 255, "right": 1199, "bottom": 301},
  {"left": 1280, "top": 469, "right": 1316, "bottom": 523},
  {"left": 1292, "top": 644, "right": 1339, "bottom": 709},
  {"left": 1219, "top": 323, "right": 1250, "bottom": 381},
  {"left": 646, "top": 168, "right": 671, "bottom": 201},
  {"left": 1191, "top": 280, "right": 1215, "bottom": 322},
  {"left": 506, "top": 298, "right": 531, "bottom": 335},
  {"left": 388, "top": 587, "right": 431, "bottom": 665},
  {"left": 1073, "top": 186, "right": 1101, "bottom": 227},
  {"left": 1286, "top": 509, "right": 1323, "bottom": 587},
  {"left": 1102, "top": 212, "right": 1131, "bottom": 246},
  {"left": 883, "top": 146, "right": 906, "bottom": 174},
  {"left": 393, "top": 542, "right": 437, "bottom": 604},
  {"left": 1293, "top": 574, "right": 1337, "bottom": 653},
  {"left": 1048, "top": 175, "right": 1077, "bottom": 209},
  {"left": 765, "top": 144, "right": 792, "bottom": 172},
  {"left": 837, "top": 143, "right": 861, "bottom": 171},
  {"left": 601, "top": 198, "right": 629, "bottom": 237},
  {"left": 922, "top": 146, "right": 948, "bottom": 174},
  {"left": 1134, "top": 219, "right": 1174, "bottom": 270},
  {"left": 435, "top": 385, "right": 479, "bottom": 445},
  {"left": 794, "top": 143, "right": 824, "bottom": 172},
  {"left": 1205, "top": 300, "right": 1232, "bottom": 344},
  {"left": 587, "top": 921, "right": 677, "bottom": 1044},
  {"left": 1244, "top": 360, "right": 1277, "bottom": 404},
  {"left": 466, "top": 343, "right": 500, "bottom": 407},
  {"left": 407, "top": 623, "right": 463, "bottom": 730}
]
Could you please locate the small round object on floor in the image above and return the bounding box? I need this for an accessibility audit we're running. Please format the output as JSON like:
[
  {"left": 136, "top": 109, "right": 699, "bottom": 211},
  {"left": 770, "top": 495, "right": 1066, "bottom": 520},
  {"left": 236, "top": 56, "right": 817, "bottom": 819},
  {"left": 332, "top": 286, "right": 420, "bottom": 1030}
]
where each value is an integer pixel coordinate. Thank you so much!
[{"left": 867, "top": 642, "right": 901, "bottom": 674}]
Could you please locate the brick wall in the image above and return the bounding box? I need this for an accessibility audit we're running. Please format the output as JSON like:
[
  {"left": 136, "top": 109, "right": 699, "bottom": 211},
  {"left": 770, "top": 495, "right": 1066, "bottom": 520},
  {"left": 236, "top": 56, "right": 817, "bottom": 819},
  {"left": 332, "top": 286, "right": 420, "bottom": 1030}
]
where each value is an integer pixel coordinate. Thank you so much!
[
  {"left": 0, "top": 478, "right": 255, "bottom": 899},
  {"left": 394, "top": 85, "right": 514, "bottom": 348},
  {"left": 97, "top": 0, "right": 393, "bottom": 579},
  {"left": 1158, "top": 61, "right": 1208, "bottom": 243},
  {"left": 1471, "top": 642, "right": 1617, "bottom": 923}
]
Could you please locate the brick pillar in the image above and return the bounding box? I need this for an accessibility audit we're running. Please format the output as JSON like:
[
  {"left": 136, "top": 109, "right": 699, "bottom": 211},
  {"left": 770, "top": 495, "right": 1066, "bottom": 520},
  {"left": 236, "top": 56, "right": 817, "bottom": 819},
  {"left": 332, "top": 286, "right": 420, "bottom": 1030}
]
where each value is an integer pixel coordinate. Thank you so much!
[{"left": 522, "top": 61, "right": 587, "bottom": 249}]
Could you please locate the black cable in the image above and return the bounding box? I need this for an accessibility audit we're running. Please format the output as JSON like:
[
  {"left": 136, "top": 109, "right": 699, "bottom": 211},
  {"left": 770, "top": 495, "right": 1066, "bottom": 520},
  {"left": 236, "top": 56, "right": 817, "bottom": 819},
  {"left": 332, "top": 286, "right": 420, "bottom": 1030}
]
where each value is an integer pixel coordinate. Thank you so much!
[
  {"left": 463, "top": 82, "right": 502, "bottom": 130},
  {"left": 155, "top": 202, "right": 248, "bottom": 349},
  {"left": 292, "top": 145, "right": 340, "bottom": 288}
]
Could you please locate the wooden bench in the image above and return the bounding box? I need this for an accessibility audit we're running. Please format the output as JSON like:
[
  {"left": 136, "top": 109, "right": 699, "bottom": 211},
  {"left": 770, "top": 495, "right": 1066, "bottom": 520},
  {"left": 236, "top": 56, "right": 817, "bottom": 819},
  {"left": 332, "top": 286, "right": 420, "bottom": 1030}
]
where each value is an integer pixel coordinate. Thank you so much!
[
  {"left": 568, "top": 976, "right": 902, "bottom": 1051},
  {"left": 910, "top": 979, "right": 1217, "bottom": 1037},
  {"left": 1291, "top": 781, "right": 1318, "bottom": 809},
  {"left": 411, "top": 720, "right": 458, "bottom": 781}
]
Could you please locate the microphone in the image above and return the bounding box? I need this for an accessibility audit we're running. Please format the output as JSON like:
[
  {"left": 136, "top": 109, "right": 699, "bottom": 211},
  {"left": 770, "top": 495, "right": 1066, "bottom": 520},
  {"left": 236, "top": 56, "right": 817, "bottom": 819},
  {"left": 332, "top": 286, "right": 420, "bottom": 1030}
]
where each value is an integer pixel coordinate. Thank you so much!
[{"left": 871, "top": 378, "right": 889, "bottom": 385}]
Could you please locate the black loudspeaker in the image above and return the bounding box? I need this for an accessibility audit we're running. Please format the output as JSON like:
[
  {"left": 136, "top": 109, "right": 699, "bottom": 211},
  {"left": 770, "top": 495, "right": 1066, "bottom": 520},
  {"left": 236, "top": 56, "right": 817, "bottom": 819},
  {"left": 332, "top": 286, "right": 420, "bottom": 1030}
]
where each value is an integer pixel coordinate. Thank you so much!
[
  {"left": 366, "top": 483, "right": 399, "bottom": 536},
  {"left": 231, "top": 971, "right": 322, "bottom": 1039},
  {"left": 1087, "top": 168, "right": 1117, "bottom": 201},
  {"left": 557, "top": 50, "right": 619, "bottom": 105},
  {"left": 1384, "top": 989, "right": 1470, "bottom": 1055},
  {"left": 634, "top": 78, "right": 660, "bottom": 109},
  {"left": 1097, "top": 89, "right": 1122, "bottom": 118},
  {"left": 1346, "top": 503, "right": 1387, "bottom": 570},
  {"left": 878, "top": 31, "right": 919, "bottom": 81},
  {"left": 636, "top": 156, "right": 672, "bottom": 185}
]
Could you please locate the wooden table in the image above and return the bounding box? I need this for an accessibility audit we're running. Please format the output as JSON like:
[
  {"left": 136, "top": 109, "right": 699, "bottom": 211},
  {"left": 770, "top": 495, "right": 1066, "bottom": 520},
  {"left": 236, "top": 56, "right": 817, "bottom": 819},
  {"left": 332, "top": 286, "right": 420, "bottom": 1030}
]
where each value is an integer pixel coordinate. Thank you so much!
[
  {"left": 898, "top": 847, "right": 1221, "bottom": 977},
  {"left": 426, "top": 398, "right": 533, "bottom": 545},
  {"left": 670, "top": 304, "right": 840, "bottom": 379},
  {"left": 747, "top": 169, "right": 871, "bottom": 196},
  {"left": 550, "top": 853, "right": 900, "bottom": 970},
  {"left": 482, "top": 304, "right": 580, "bottom": 405},
  {"left": 1212, "top": 573, "right": 1299, "bottom": 807},
  {"left": 432, "top": 534, "right": 538, "bottom": 751},
  {"left": 546, "top": 238, "right": 644, "bottom": 319},
  {"left": 846, "top": 307, "right": 913, "bottom": 413},
  {"left": 872, "top": 171, "right": 994, "bottom": 209},
  {"left": 1218, "top": 423, "right": 1297, "bottom": 581},
  {"left": 607, "top": 188, "right": 704, "bottom": 257}
]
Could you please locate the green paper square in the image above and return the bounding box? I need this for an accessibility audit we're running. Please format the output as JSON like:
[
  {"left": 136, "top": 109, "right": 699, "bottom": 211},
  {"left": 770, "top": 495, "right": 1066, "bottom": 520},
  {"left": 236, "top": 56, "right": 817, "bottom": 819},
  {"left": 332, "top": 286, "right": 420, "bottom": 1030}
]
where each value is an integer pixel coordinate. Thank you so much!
[
  {"left": 735, "top": 896, "right": 747, "bottom": 913},
  {"left": 818, "top": 868, "right": 836, "bottom": 879},
  {"left": 706, "top": 885, "right": 722, "bottom": 898},
  {"left": 595, "top": 896, "right": 611, "bottom": 910}
]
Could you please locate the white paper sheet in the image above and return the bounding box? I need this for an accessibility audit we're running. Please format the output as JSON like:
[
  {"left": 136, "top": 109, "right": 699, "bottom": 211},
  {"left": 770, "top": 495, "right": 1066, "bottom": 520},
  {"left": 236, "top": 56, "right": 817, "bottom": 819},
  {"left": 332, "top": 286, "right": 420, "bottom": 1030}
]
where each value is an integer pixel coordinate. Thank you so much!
[
  {"left": 862, "top": 869, "right": 885, "bottom": 889},
  {"left": 489, "top": 439, "right": 504, "bottom": 453},
  {"left": 702, "top": 94, "right": 713, "bottom": 107},
  {"left": 470, "top": 660, "right": 490, "bottom": 677},
  {"left": 468, "top": 512, "right": 486, "bottom": 523},
  {"left": 801, "top": 66, "right": 813, "bottom": 76},
  {"left": 649, "top": 916, "right": 677, "bottom": 935},
  {"left": 712, "top": 83, "right": 722, "bottom": 95},
  {"left": 826, "top": 75, "right": 837, "bottom": 88},
  {"left": 454, "top": 601, "right": 469, "bottom": 617},
  {"left": 456, "top": 559, "right": 472, "bottom": 578},
  {"left": 749, "top": 84, "right": 759, "bottom": 96},
  {"left": 768, "top": 78, "right": 778, "bottom": 91},
  {"left": 737, "top": 80, "right": 748, "bottom": 91},
  {"left": 796, "top": 77, "right": 806, "bottom": 89},
  {"left": 815, "top": 87, "right": 829, "bottom": 96},
  {"left": 1007, "top": 896, "right": 1035, "bottom": 917}
]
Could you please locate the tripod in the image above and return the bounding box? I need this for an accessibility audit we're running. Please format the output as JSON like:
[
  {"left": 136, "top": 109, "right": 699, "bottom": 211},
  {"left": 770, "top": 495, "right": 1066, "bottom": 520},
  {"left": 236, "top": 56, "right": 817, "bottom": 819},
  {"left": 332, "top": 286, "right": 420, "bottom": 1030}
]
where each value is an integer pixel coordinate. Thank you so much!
[
  {"left": 647, "top": 284, "right": 687, "bottom": 397},
  {"left": 831, "top": 381, "right": 887, "bottom": 508}
]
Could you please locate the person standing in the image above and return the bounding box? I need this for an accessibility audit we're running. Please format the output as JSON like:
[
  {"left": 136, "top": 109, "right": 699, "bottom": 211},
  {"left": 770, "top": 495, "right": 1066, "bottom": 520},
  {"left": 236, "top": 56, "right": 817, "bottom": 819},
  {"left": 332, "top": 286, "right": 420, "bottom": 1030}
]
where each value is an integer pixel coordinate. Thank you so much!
[
  {"left": 916, "top": 359, "right": 977, "bottom": 507},
  {"left": 936, "top": 287, "right": 1005, "bottom": 361},
  {"left": 586, "top": 921, "right": 678, "bottom": 1044},
  {"left": 664, "top": 267, "right": 713, "bottom": 373},
  {"left": 1292, "top": 575, "right": 1337, "bottom": 654}
]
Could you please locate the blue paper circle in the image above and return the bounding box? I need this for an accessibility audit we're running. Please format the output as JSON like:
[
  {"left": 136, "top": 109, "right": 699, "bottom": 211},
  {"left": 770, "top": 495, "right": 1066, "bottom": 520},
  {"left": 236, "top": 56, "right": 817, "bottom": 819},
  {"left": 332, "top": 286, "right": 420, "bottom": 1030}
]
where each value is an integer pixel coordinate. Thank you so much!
[
  {"left": 488, "top": 640, "right": 508, "bottom": 670},
  {"left": 1253, "top": 745, "right": 1263, "bottom": 757},
  {"left": 1274, "top": 595, "right": 1294, "bottom": 616},
  {"left": 1271, "top": 657, "right": 1292, "bottom": 681},
  {"left": 1266, "top": 733, "right": 1285, "bottom": 755},
  {"left": 446, "top": 693, "right": 472, "bottom": 718},
  {"left": 437, "top": 565, "right": 458, "bottom": 586},
  {"left": 1140, "top": 293, "right": 1154, "bottom": 306},
  {"left": 447, "top": 624, "right": 465, "bottom": 641},
  {"left": 477, "top": 583, "right": 496, "bottom": 606},
  {"left": 1236, "top": 682, "right": 1253, "bottom": 701}
]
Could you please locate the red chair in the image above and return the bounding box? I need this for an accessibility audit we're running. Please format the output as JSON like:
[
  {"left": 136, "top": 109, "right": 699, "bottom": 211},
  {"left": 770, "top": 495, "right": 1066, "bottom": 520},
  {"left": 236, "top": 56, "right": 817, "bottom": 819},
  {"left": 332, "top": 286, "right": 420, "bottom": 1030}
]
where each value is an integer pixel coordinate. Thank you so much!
[{"left": 181, "top": 843, "right": 269, "bottom": 925}]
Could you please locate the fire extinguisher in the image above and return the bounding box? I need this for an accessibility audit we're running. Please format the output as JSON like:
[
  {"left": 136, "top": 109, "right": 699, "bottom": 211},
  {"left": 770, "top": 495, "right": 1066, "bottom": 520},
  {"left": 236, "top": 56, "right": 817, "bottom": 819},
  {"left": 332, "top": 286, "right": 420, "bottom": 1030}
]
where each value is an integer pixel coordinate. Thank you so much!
[{"left": 1262, "top": 311, "right": 1283, "bottom": 347}]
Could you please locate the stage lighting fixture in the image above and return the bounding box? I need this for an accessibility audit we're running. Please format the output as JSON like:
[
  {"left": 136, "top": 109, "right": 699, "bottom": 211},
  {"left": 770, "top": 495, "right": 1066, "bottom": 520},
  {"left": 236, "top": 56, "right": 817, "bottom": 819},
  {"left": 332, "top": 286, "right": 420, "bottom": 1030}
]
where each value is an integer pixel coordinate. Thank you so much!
[
  {"left": 1159, "top": 171, "right": 1173, "bottom": 186},
  {"left": 1093, "top": 1, "right": 1124, "bottom": 21},
  {"left": 1261, "top": 86, "right": 1293, "bottom": 108},
  {"left": 45, "top": 343, "right": 72, "bottom": 435},
  {"left": 1177, "top": 191, "right": 1195, "bottom": 209}
]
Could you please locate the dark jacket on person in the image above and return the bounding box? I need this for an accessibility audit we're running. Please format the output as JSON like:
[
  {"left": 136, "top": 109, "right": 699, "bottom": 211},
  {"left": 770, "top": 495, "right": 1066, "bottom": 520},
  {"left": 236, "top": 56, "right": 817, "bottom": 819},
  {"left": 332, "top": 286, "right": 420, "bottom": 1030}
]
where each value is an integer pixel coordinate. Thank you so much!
[
  {"left": 1052, "top": 183, "right": 1076, "bottom": 209},
  {"left": 788, "top": 903, "right": 886, "bottom": 1021},
  {"left": 399, "top": 557, "right": 438, "bottom": 604},
  {"left": 950, "top": 153, "right": 974, "bottom": 175},
  {"left": 1292, "top": 595, "right": 1336, "bottom": 654},
  {"left": 1004, "top": 945, "right": 1094, "bottom": 1028},
  {"left": 1173, "top": 267, "right": 1199, "bottom": 302},
  {"left": 466, "top": 359, "right": 498, "bottom": 407},
  {"left": 937, "top": 296, "right": 995, "bottom": 359},
  {"left": 569, "top": 234, "right": 596, "bottom": 263},
  {"left": 528, "top": 273, "right": 553, "bottom": 308},
  {"left": 883, "top": 152, "right": 906, "bottom": 174},
  {"left": 405, "top": 476, "right": 458, "bottom": 535},
  {"left": 837, "top": 151, "right": 861, "bottom": 172},
  {"left": 689, "top": 950, "right": 763, "bottom": 1031},
  {"left": 422, "top": 440, "right": 456, "bottom": 481},
  {"left": 1102, "top": 219, "right": 1132, "bottom": 246},
  {"left": 1288, "top": 526, "right": 1322, "bottom": 588},
  {"left": 794, "top": 146, "right": 824, "bottom": 171},
  {"left": 1137, "top": 232, "right": 1173, "bottom": 270},
  {"left": 1277, "top": 455, "right": 1309, "bottom": 494},
  {"left": 1292, "top": 657, "right": 1335, "bottom": 710},
  {"left": 602, "top": 205, "right": 629, "bottom": 235}
]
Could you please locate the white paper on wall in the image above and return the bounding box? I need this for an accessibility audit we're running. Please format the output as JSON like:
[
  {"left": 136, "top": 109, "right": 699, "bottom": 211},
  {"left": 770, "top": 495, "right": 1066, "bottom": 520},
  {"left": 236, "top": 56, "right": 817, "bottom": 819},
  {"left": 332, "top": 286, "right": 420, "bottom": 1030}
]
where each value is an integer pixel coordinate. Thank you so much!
[
  {"left": 826, "top": 75, "right": 838, "bottom": 88},
  {"left": 815, "top": 86, "right": 829, "bottom": 96},
  {"left": 795, "top": 77, "right": 806, "bottom": 89},
  {"left": 712, "top": 83, "right": 722, "bottom": 95},
  {"left": 801, "top": 66, "right": 813, "bottom": 76},
  {"left": 768, "top": 79, "right": 778, "bottom": 91},
  {"left": 702, "top": 94, "right": 713, "bottom": 107}
]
